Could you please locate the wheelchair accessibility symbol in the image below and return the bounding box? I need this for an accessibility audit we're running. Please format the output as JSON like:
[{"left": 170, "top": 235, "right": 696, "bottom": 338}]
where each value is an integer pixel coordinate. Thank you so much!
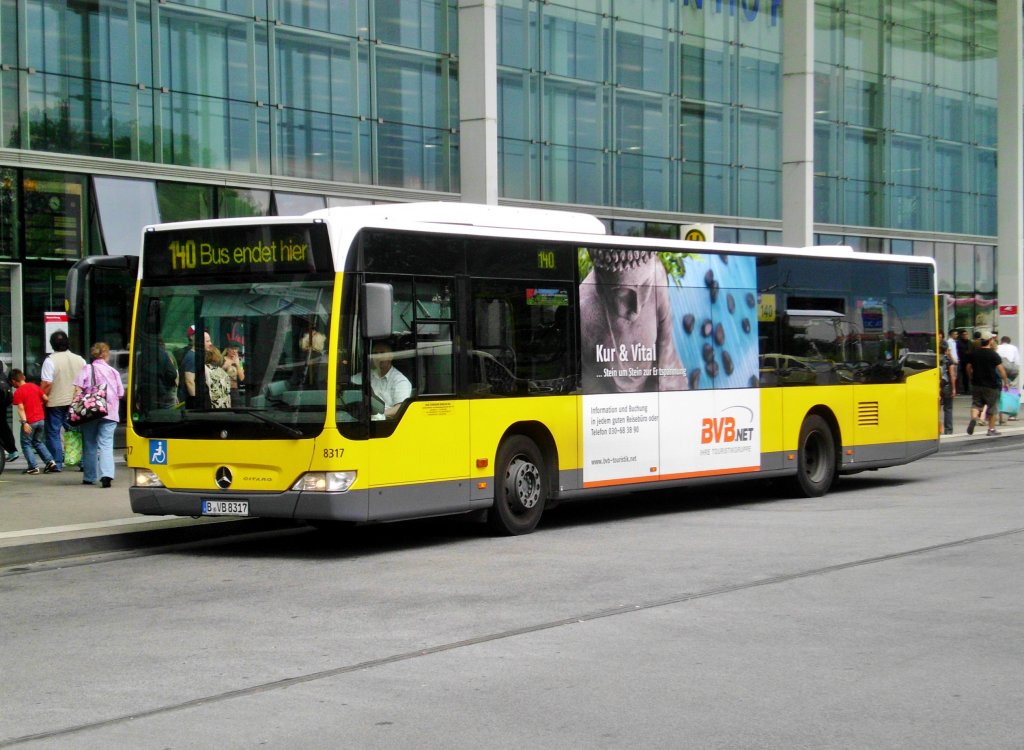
[{"left": 149, "top": 440, "right": 168, "bottom": 465}]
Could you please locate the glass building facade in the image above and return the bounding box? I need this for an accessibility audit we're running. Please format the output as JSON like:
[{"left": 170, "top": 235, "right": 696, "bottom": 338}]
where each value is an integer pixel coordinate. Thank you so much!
[
  {"left": 0, "top": 0, "right": 1011, "bottom": 374},
  {"left": 0, "top": 0, "right": 460, "bottom": 188},
  {"left": 497, "top": 0, "right": 786, "bottom": 215}
]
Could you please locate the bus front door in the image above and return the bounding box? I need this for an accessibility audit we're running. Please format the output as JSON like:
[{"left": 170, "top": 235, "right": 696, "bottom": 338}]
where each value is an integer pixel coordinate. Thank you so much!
[
  {"left": 367, "top": 400, "right": 471, "bottom": 521},
  {"left": 365, "top": 328, "right": 469, "bottom": 520}
]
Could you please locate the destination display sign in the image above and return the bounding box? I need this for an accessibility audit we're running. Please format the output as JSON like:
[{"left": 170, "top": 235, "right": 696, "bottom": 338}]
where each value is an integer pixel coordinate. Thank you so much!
[{"left": 143, "top": 222, "right": 333, "bottom": 279}]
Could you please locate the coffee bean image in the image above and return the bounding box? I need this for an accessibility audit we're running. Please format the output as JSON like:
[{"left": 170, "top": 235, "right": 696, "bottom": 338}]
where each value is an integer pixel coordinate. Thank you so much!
[
  {"left": 683, "top": 313, "right": 695, "bottom": 334},
  {"left": 690, "top": 368, "right": 701, "bottom": 389},
  {"left": 749, "top": 375, "right": 759, "bottom": 388},
  {"left": 727, "top": 293, "right": 735, "bottom": 314},
  {"left": 722, "top": 350, "right": 734, "bottom": 375},
  {"left": 745, "top": 292, "right": 756, "bottom": 308},
  {"left": 705, "top": 360, "right": 719, "bottom": 378},
  {"left": 714, "top": 322, "right": 725, "bottom": 345},
  {"left": 742, "top": 318, "right": 751, "bottom": 334},
  {"left": 704, "top": 269, "right": 715, "bottom": 288},
  {"left": 710, "top": 280, "right": 720, "bottom": 303},
  {"left": 702, "top": 342, "right": 714, "bottom": 363},
  {"left": 701, "top": 318, "right": 713, "bottom": 337},
  {"left": 720, "top": 254, "right": 729, "bottom": 265}
]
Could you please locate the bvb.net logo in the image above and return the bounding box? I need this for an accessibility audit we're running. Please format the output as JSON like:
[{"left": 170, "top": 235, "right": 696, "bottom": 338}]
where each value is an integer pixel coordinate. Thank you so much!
[{"left": 700, "top": 406, "right": 756, "bottom": 445}]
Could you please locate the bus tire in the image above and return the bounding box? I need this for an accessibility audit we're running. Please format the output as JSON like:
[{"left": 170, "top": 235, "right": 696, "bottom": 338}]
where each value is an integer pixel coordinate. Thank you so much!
[
  {"left": 489, "top": 435, "right": 547, "bottom": 535},
  {"left": 793, "top": 414, "right": 836, "bottom": 497}
]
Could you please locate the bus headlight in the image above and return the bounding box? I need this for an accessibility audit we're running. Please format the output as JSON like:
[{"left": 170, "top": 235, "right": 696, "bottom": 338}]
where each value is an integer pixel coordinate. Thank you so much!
[
  {"left": 134, "top": 469, "right": 164, "bottom": 488},
  {"left": 292, "top": 471, "right": 357, "bottom": 493}
]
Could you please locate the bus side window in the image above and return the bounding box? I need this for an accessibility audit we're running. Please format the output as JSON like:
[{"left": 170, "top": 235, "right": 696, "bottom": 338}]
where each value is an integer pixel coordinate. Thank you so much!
[
  {"left": 358, "top": 274, "right": 455, "bottom": 406},
  {"left": 416, "top": 322, "right": 453, "bottom": 395},
  {"left": 412, "top": 278, "right": 454, "bottom": 396},
  {"left": 469, "top": 282, "right": 575, "bottom": 396},
  {"left": 474, "top": 297, "right": 516, "bottom": 376}
]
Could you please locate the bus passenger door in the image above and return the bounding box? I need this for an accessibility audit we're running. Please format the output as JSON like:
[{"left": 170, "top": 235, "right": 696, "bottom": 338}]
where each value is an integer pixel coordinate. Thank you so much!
[{"left": 366, "top": 297, "right": 470, "bottom": 520}]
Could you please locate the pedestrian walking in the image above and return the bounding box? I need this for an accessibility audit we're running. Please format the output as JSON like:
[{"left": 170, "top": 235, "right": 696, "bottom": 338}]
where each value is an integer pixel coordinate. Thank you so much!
[
  {"left": 966, "top": 332, "right": 1009, "bottom": 436},
  {"left": 944, "top": 329, "right": 959, "bottom": 370},
  {"left": 955, "top": 329, "right": 971, "bottom": 393},
  {"left": 0, "top": 359, "right": 17, "bottom": 462},
  {"left": 996, "top": 335, "right": 1020, "bottom": 386},
  {"left": 9, "top": 369, "right": 57, "bottom": 474},
  {"left": 40, "top": 330, "right": 86, "bottom": 471},
  {"left": 73, "top": 342, "right": 125, "bottom": 488},
  {"left": 939, "top": 341, "right": 956, "bottom": 435},
  {"left": 996, "top": 335, "right": 1020, "bottom": 424}
]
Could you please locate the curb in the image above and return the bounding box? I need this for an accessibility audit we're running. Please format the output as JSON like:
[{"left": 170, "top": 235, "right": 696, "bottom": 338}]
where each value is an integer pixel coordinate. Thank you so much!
[
  {"left": 0, "top": 517, "right": 299, "bottom": 569},
  {"left": 937, "top": 428, "right": 1024, "bottom": 452}
]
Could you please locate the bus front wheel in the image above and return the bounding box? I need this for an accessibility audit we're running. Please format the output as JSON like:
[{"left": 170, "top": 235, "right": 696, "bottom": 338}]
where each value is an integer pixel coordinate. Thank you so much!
[
  {"left": 794, "top": 415, "right": 836, "bottom": 497},
  {"left": 489, "top": 436, "right": 547, "bottom": 535}
]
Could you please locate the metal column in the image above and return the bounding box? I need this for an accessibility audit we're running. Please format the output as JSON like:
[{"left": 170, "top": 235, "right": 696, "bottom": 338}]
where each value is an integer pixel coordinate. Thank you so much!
[
  {"left": 996, "top": 0, "right": 1023, "bottom": 345},
  {"left": 1, "top": 263, "right": 24, "bottom": 449},
  {"left": 781, "top": 0, "right": 814, "bottom": 249},
  {"left": 458, "top": 0, "right": 499, "bottom": 205}
]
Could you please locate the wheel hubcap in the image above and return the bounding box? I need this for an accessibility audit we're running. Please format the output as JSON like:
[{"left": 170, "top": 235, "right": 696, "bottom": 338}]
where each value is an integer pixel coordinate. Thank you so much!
[
  {"left": 804, "top": 433, "right": 826, "bottom": 482},
  {"left": 506, "top": 457, "right": 541, "bottom": 512}
]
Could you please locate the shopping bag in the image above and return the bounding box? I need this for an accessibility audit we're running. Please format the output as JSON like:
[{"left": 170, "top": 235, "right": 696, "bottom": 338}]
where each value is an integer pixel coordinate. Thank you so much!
[
  {"left": 63, "top": 429, "right": 83, "bottom": 467},
  {"left": 69, "top": 365, "right": 109, "bottom": 424},
  {"left": 998, "top": 388, "right": 1020, "bottom": 416}
]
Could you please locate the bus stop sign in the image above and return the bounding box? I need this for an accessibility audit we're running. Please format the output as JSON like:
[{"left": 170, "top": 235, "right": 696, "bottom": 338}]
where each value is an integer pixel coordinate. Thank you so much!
[{"left": 682, "top": 223, "right": 714, "bottom": 242}]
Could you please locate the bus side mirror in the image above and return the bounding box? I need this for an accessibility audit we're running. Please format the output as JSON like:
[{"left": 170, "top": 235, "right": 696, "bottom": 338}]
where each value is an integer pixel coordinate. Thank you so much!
[
  {"left": 65, "top": 256, "right": 139, "bottom": 321},
  {"left": 363, "top": 282, "right": 393, "bottom": 339}
]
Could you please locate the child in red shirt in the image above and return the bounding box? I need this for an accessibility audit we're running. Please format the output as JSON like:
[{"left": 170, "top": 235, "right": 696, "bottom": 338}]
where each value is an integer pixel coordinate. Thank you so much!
[{"left": 10, "top": 369, "right": 57, "bottom": 474}]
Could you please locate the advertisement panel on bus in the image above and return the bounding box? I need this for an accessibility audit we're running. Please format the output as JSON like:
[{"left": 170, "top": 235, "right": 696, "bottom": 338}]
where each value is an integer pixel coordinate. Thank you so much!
[{"left": 580, "top": 248, "right": 760, "bottom": 487}]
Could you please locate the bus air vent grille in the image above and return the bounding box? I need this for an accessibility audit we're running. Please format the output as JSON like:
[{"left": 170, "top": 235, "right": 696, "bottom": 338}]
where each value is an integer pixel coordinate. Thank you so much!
[
  {"left": 857, "top": 401, "right": 880, "bottom": 426},
  {"left": 907, "top": 265, "right": 933, "bottom": 292}
]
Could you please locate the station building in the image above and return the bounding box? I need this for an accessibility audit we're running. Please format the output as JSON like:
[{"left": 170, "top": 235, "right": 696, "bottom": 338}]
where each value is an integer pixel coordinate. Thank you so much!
[{"left": 0, "top": 0, "right": 1017, "bottom": 377}]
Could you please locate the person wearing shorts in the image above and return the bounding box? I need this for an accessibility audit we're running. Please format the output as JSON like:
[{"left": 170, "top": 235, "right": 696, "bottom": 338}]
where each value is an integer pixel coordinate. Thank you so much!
[{"left": 966, "top": 333, "right": 1009, "bottom": 436}]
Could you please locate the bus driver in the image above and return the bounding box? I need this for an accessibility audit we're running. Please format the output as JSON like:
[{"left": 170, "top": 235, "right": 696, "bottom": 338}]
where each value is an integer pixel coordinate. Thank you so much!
[{"left": 353, "top": 342, "right": 412, "bottom": 419}]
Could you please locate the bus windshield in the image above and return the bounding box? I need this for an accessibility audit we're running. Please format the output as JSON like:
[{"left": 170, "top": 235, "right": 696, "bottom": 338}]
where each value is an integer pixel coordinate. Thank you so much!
[{"left": 130, "top": 221, "right": 335, "bottom": 439}]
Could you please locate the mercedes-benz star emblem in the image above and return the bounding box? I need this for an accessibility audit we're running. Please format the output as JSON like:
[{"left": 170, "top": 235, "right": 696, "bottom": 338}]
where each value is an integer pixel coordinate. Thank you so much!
[{"left": 215, "top": 466, "right": 233, "bottom": 489}]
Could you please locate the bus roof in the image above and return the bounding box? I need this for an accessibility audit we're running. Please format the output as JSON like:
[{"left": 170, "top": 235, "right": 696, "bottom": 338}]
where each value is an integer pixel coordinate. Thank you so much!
[
  {"left": 305, "top": 201, "right": 608, "bottom": 235},
  {"left": 306, "top": 205, "right": 927, "bottom": 265},
  {"left": 140, "top": 202, "right": 934, "bottom": 273}
]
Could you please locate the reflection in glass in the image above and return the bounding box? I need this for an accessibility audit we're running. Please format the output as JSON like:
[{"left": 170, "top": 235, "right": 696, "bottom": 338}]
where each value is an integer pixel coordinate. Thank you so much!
[
  {"left": 157, "top": 182, "right": 214, "bottom": 223},
  {"left": 272, "top": 193, "right": 327, "bottom": 216},
  {"left": 0, "top": 169, "right": 17, "bottom": 259},
  {"left": 219, "top": 189, "right": 271, "bottom": 218},
  {"left": 22, "top": 172, "right": 86, "bottom": 260},
  {"left": 132, "top": 280, "right": 333, "bottom": 438},
  {"left": 974, "top": 245, "right": 995, "bottom": 294},
  {"left": 954, "top": 243, "right": 974, "bottom": 292}
]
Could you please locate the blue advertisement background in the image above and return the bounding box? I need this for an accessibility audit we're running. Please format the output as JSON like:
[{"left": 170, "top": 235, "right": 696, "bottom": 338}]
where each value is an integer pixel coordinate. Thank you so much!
[{"left": 666, "top": 253, "right": 759, "bottom": 390}]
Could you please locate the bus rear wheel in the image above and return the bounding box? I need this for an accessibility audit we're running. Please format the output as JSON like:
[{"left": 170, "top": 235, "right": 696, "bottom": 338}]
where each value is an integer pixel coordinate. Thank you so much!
[
  {"left": 489, "top": 436, "right": 547, "bottom": 535},
  {"left": 794, "top": 414, "right": 836, "bottom": 497}
]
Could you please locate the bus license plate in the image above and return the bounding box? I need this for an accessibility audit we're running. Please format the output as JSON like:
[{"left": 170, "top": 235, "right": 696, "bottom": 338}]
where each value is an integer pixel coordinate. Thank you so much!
[{"left": 202, "top": 500, "right": 249, "bottom": 516}]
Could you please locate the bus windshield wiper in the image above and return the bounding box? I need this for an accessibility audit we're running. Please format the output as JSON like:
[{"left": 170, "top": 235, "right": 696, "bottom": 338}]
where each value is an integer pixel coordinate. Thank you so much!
[
  {"left": 226, "top": 408, "right": 305, "bottom": 438},
  {"left": 187, "top": 408, "right": 305, "bottom": 438}
]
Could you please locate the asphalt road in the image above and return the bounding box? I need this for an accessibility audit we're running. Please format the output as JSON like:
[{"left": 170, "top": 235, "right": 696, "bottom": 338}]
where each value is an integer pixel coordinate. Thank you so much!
[{"left": 2, "top": 439, "right": 1022, "bottom": 749}]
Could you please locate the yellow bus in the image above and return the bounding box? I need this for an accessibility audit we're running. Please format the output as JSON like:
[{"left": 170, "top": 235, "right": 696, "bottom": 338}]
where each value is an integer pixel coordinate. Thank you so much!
[{"left": 126, "top": 203, "right": 938, "bottom": 534}]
